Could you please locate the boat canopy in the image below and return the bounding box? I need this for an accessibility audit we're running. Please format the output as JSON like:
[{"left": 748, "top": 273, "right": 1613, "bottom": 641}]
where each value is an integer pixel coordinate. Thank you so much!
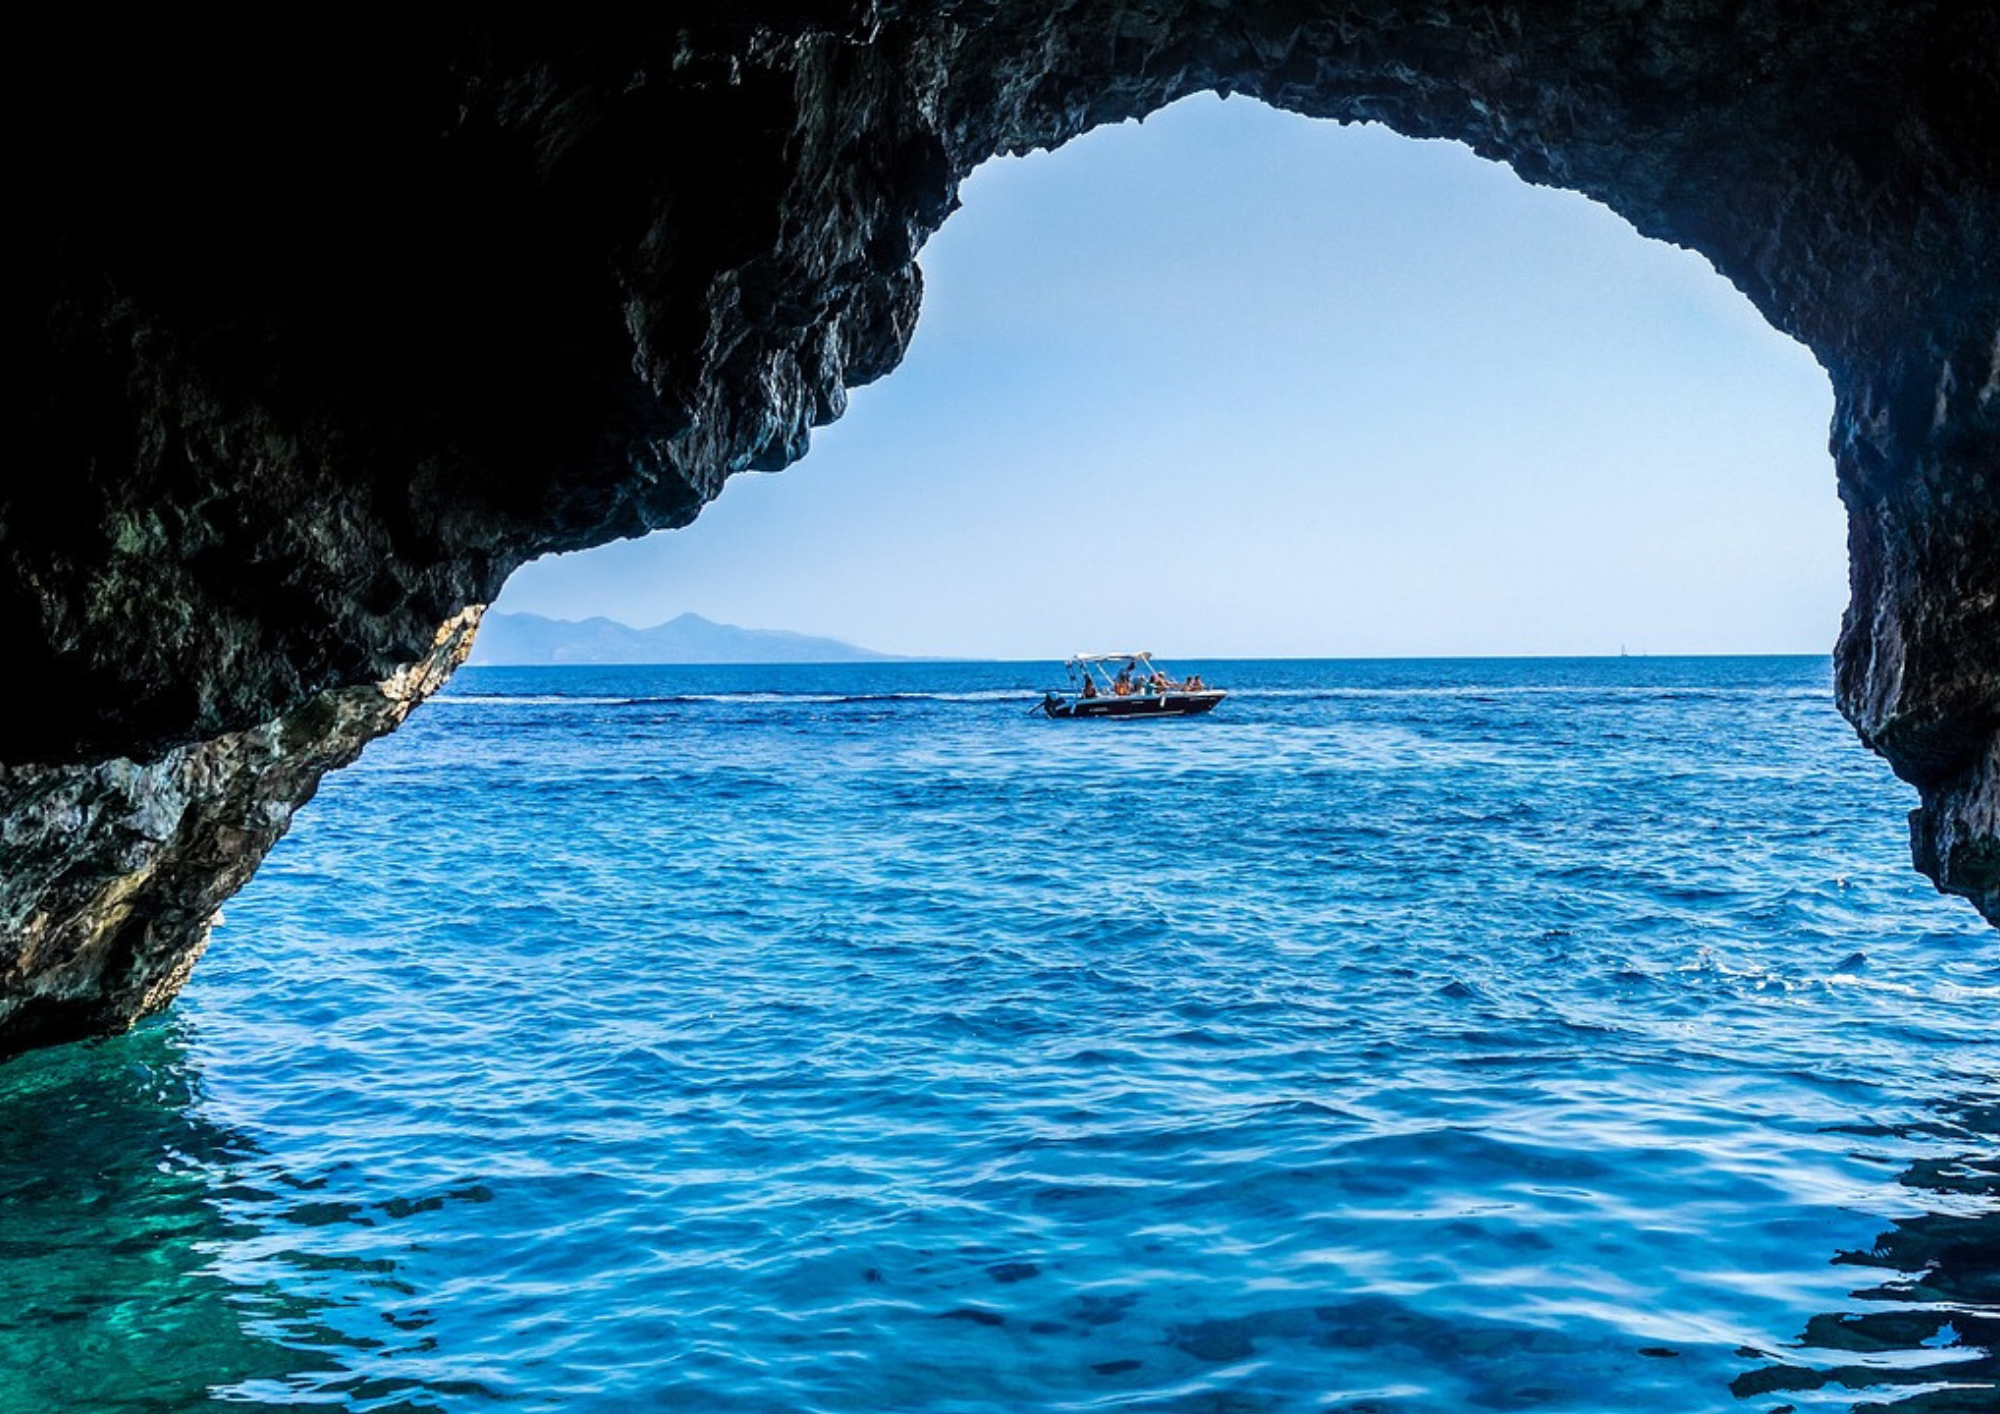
[{"left": 1063, "top": 652, "right": 1197, "bottom": 692}]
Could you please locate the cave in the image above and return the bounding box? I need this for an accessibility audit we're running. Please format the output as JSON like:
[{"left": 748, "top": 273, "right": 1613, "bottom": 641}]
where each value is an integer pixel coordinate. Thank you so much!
[{"left": 6, "top": 4, "right": 1996, "bottom": 1057}]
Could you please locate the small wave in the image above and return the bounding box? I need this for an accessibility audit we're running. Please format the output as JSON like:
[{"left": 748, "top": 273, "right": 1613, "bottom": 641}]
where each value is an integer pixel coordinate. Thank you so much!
[
  {"left": 439, "top": 693, "right": 643, "bottom": 706},
  {"left": 1223, "top": 685, "right": 1829, "bottom": 702},
  {"left": 441, "top": 688, "right": 1039, "bottom": 708}
]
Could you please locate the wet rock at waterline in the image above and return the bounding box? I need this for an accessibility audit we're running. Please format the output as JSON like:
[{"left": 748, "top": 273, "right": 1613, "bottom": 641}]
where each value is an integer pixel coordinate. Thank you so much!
[
  {"left": 9, "top": 4, "right": 1997, "bottom": 1052},
  {"left": 0, "top": 613, "right": 481, "bottom": 1059}
]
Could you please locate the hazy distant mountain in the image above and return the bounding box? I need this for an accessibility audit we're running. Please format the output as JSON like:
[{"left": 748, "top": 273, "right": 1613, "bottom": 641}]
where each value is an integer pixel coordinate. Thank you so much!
[{"left": 467, "top": 612, "right": 901, "bottom": 665}]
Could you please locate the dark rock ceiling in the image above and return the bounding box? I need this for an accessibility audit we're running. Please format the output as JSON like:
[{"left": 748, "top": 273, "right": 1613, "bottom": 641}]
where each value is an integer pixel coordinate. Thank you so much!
[{"left": 5, "top": 3, "right": 1995, "bottom": 1054}]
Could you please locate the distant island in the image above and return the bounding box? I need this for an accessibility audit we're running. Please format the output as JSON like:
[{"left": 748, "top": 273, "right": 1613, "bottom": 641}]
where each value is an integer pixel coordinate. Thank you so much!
[{"left": 467, "top": 611, "right": 902, "bottom": 665}]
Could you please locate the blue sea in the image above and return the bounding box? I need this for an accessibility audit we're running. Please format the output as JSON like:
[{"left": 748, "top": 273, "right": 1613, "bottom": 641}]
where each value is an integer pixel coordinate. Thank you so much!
[{"left": 3, "top": 657, "right": 1995, "bottom": 1414}]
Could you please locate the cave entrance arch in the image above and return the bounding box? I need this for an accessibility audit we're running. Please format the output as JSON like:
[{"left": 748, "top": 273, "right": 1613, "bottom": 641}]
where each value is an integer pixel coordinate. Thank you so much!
[{"left": 8, "top": 8, "right": 1993, "bottom": 1058}]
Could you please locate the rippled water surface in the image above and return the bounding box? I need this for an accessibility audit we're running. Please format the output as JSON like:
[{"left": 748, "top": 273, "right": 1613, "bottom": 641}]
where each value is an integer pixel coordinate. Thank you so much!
[{"left": 4, "top": 658, "right": 1995, "bottom": 1413}]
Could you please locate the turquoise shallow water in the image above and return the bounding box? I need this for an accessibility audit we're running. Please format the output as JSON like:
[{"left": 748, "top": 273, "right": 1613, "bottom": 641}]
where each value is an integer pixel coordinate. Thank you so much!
[{"left": 3, "top": 657, "right": 1995, "bottom": 1413}]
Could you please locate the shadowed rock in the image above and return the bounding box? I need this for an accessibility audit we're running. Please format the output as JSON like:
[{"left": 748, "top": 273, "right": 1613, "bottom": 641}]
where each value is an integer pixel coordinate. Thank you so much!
[
  {"left": 8, "top": 3, "right": 1996, "bottom": 1054},
  {"left": 0, "top": 612, "right": 480, "bottom": 1057}
]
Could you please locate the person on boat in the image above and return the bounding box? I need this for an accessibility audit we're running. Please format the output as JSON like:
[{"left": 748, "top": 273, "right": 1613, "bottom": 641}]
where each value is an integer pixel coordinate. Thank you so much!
[
  {"left": 1150, "top": 670, "right": 1171, "bottom": 693},
  {"left": 1185, "top": 673, "right": 1205, "bottom": 692},
  {"left": 1113, "top": 662, "right": 1134, "bottom": 695},
  {"left": 1080, "top": 674, "right": 1099, "bottom": 699}
]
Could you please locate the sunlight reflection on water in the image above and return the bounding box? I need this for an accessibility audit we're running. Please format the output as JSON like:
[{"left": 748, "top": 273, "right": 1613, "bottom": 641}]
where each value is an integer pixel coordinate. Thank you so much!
[{"left": 3, "top": 659, "right": 1993, "bottom": 1413}]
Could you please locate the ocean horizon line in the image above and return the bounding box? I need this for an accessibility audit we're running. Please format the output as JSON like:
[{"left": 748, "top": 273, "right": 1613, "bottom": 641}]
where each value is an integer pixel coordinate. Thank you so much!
[{"left": 461, "top": 649, "right": 1837, "bottom": 668}]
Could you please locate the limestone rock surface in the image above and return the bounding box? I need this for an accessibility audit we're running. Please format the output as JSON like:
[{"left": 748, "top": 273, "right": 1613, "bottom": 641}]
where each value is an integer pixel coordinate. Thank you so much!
[
  {"left": 8, "top": 3, "right": 1997, "bottom": 1054},
  {"left": 0, "top": 612, "right": 481, "bottom": 1058}
]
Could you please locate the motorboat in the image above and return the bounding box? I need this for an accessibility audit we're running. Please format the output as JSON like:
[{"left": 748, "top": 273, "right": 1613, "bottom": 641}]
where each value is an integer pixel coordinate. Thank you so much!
[{"left": 1038, "top": 652, "right": 1225, "bottom": 719}]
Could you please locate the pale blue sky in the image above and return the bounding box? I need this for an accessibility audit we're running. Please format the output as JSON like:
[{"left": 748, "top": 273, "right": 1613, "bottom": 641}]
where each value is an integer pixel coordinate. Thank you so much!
[{"left": 498, "top": 94, "right": 1844, "bottom": 659}]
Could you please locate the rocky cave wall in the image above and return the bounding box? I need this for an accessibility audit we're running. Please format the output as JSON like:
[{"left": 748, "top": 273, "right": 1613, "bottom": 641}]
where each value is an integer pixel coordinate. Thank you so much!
[{"left": 6, "top": 2, "right": 1996, "bottom": 1056}]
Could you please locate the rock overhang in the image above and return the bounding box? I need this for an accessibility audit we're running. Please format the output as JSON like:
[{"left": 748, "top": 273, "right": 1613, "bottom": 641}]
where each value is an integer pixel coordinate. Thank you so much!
[{"left": 5, "top": 2, "right": 1995, "bottom": 1055}]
